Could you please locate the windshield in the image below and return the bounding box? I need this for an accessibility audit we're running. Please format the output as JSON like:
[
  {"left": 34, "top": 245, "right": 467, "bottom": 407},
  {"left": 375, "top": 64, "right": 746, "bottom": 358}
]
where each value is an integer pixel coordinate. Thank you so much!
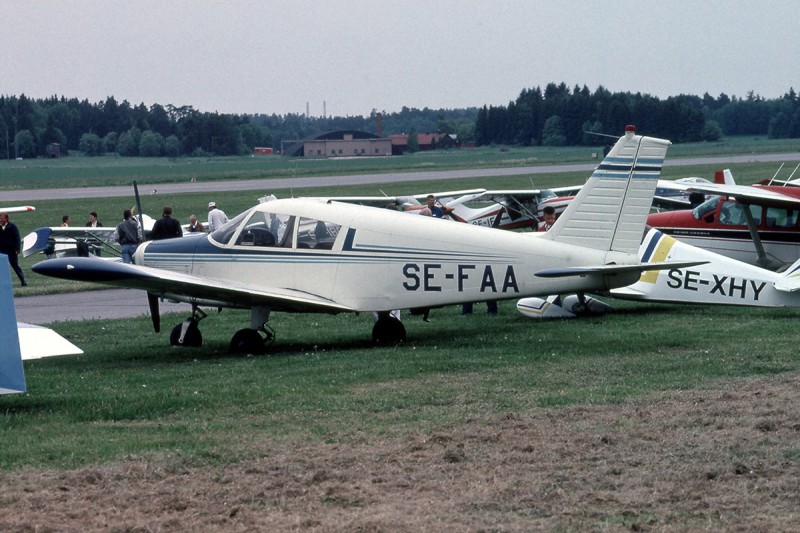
[
  {"left": 210, "top": 210, "right": 250, "bottom": 244},
  {"left": 691, "top": 195, "right": 720, "bottom": 220}
]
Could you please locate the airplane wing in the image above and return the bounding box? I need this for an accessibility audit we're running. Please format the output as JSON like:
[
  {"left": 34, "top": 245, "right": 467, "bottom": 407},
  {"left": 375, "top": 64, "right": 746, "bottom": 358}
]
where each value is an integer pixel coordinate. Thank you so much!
[
  {"left": 686, "top": 183, "right": 800, "bottom": 207},
  {"left": 31, "top": 257, "right": 354, "bottom": 314},
  {"left": 1, "top": 205, "right": 35, "bottom": 214},
  {"left": 316, "top": 188, "right": 487, "bottom": 208}
]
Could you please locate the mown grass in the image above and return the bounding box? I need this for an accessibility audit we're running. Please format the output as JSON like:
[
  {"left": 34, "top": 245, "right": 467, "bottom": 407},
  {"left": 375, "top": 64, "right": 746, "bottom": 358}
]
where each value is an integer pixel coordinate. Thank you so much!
[
  {"left": 2, "top": 135, "right": 799, "bottom": 190},
  {"left": 1, "top": 299, "right": 798, "bottom": 472}
]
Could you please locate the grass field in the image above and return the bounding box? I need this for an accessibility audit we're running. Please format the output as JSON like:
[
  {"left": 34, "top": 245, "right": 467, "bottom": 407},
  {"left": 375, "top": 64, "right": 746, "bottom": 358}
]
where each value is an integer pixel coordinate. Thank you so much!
[
  {"left": 2, "top": 136, "right": 800, "bottom": 530},
  {"left": 2, "top": 134, "right": 799, "bottom": 190}
]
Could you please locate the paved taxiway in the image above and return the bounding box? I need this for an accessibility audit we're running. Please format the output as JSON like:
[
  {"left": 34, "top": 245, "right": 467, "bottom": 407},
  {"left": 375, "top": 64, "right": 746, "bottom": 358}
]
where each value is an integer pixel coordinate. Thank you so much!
[
  {"left": 5, "top": 152, "right": 800, "bottom": 202},
  {"left": 14, "top": 288, "right": 187, "bottom": 326}
]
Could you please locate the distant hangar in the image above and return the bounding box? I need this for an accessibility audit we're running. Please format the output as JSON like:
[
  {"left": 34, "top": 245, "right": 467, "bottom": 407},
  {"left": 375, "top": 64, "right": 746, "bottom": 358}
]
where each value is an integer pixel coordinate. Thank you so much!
[{"left": 281, "top": 130, "right": 457, "bottom": 158}]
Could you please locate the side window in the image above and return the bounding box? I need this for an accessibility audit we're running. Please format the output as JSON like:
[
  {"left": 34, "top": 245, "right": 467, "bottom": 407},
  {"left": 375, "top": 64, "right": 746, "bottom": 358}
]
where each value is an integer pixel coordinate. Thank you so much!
[
  {"left": 296, "top": 217, "right": 341, "bottom": 249},
  {"left": 232, "top": 210, "right": 291, "bottom": 247},
  {"left": 766, "top": 207, "right": 799, "bottom": 228},
  {"left": 719, "top": 201, "right": 745, "bottom": 225}
]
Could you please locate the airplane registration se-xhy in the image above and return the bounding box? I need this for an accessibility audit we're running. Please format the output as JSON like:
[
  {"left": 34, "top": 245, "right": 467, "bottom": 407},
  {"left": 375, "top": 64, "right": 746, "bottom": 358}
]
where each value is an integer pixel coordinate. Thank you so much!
[{"left": 33, "top": 126, "right": 704, "bottom": 354}]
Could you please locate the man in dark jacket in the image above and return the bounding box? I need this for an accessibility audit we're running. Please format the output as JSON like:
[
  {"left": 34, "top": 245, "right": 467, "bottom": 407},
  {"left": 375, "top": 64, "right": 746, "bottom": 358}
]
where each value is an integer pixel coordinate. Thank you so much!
[
  {"left": 150, "top": 206, "right": 183, "bottom": 240},
  {"left": 0, "top": 212, "right": 27, "bottom": 286}
]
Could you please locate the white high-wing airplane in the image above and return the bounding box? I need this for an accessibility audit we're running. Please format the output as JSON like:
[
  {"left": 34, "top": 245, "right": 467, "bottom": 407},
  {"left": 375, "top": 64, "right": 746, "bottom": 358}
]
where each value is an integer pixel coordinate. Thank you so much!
[
  {"left": 516, "top": 227, "right": 800, "bottom": 319},
  {"left": 22, "top": 214, "right": 158, "bottom": 258},
  {"left": 33, "top": 126, "right": 701, "bottom": 353}
]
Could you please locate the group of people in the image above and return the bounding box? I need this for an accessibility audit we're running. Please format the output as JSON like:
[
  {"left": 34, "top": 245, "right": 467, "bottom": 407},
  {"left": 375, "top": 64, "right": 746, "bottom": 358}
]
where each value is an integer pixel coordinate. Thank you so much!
[{"left": 113, "top": 201, "right": 228, "bottom": 263}]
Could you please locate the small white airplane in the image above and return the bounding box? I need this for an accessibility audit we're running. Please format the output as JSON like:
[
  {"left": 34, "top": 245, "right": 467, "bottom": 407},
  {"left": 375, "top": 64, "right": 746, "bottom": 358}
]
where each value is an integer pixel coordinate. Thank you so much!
[
  {"left": 33, "top": 126, "right": 702, "bottom": 353},
  {"left": 22, "top": 214, "right": 158, "bottom": 258},
  {"left": 517, "top": 227, "right": 800, "bottom": 318}
]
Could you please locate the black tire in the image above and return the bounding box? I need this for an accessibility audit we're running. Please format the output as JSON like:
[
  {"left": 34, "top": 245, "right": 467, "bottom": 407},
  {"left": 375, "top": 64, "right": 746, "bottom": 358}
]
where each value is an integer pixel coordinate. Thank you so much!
[
  {"left": 229, "top": 328, "right": 267, "bottom": 354},
  {"left": 170, "top": 320, "right": 202, "bottom": 347},
  {"left": 372, "top": 316, "right": 406, "bottom": 345}
]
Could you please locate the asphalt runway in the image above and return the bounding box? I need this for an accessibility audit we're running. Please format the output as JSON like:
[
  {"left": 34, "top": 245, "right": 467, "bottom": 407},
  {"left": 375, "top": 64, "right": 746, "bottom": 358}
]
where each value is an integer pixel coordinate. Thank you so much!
[
  {"left": 14, "top": 288, "right": 188, "bottom": 325},
  {"left": 5, "top": 152, "right": 800, "bottom": 202}
]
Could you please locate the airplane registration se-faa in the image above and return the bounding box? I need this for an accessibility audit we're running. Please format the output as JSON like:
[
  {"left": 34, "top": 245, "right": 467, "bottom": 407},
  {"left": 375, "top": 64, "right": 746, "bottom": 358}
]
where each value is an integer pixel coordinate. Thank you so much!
[{"left": 32, "top": 126, "right": 704, "bottom": 353}]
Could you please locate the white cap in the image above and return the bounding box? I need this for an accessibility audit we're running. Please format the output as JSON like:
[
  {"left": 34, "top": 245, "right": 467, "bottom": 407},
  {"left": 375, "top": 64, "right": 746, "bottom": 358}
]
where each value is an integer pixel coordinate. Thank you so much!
[{"left": 208, "top": 201, "right": 216, "bottom": 208}]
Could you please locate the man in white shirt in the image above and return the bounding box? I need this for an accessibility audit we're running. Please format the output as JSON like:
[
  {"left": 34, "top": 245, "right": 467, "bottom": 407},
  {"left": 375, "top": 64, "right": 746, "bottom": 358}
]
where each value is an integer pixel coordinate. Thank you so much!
[{"left": 207, "top": 201, "right": 229, "bottom": 232}]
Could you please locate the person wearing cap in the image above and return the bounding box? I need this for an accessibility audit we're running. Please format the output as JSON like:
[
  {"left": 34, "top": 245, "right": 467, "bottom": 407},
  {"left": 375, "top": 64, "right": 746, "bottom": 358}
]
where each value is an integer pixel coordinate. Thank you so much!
[{"left": 207, "top": 201, "right": 228, "bottom": 232}]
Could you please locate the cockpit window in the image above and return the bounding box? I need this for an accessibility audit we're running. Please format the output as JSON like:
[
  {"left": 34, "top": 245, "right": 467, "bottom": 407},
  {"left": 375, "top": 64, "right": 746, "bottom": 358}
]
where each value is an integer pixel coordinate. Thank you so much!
[
  {"left": 296, "top": 217, "right": 341, "bottom": 249},
  {"left": 211, "top": 209, "right": 295, "bottom": 247}
]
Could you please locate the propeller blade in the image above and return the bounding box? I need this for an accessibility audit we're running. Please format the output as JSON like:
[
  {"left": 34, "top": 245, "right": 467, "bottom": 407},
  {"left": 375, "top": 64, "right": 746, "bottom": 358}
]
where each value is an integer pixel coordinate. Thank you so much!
[
  {"left": 147, "top": 292, "right": 161, "bottom": 333},
  {"left": 491, "top": 207, "right": 505, "bottom": 228},
  {"left": 133, "top": 180, "right": 145, "bottom": 242}
]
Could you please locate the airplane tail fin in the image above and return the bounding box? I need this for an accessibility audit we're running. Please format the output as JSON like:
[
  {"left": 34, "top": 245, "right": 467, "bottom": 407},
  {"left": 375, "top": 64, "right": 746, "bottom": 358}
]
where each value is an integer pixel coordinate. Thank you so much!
[
  {"left": 714, "top": 169, "right": 736, "bottom": 185},
  {"left": 544, "top": 126, "right": 670, "bottom": 255},
  {"left": 0, "top": 255, "right": 26, "bottom": 394}
]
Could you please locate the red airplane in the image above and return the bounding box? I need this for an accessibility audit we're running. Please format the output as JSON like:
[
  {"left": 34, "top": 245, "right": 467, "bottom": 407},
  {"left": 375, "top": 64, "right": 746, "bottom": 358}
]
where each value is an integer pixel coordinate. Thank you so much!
[{"left": 647, "top": 169, "right": 800, "bottom": 270}]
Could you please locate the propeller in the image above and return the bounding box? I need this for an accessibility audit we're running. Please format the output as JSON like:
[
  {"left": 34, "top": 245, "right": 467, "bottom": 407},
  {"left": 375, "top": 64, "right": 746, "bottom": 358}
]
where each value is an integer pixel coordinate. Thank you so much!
[{"left": 147, "top": 293, "right": 161, "bottom": 333}]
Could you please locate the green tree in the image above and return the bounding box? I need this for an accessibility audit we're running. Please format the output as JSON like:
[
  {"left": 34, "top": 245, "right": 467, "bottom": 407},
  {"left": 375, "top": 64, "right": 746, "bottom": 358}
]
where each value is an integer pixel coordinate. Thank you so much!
[
  {"left": 406, "top": 126, "right": 419, "bottom": 153},
  {"left": 79, "top": 133, "right": 105, "bottom": 155},
  {"left": 139, "top": 130, "right": 164, "bottom": 156},
  {"left": 700, "top": 120, "right": 723, "bottom": 142},
  {"left": 542, "top": 116, "right": 566, "bottom": 146},
  {"left": 164, "top": 135, "right": 181, "bottom": 158},
  {"left": 117, "top": 126, "right": 142, "bottom": 156},
  {"left": 104, "top": 131, "right": 118, "bottom": 153},
  {"left": 14, "top": 129, "right": 36, "bottom": 158}
]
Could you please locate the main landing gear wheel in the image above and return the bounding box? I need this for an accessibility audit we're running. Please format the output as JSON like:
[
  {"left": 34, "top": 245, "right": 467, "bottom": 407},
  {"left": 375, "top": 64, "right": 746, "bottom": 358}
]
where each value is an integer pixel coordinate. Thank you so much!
[
  {"left": 229, "top": 328, "right": 272, "bottom": 355},
  {"left": 170, "top": 319, "right": 202, "bottom": 347},
  {"left": 372, "top": 314, "right": 406, "bottom": 345}
]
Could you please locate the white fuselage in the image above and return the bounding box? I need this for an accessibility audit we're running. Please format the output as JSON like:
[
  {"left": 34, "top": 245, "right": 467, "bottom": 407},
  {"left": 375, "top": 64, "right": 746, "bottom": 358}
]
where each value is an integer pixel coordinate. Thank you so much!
[{"left": 137, "top": 199, "right": 641, "bottom": 313}]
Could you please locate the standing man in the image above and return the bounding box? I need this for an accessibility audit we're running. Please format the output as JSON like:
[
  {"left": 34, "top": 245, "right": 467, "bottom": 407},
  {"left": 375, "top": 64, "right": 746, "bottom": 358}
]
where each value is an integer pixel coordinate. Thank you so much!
[
  {"left": 207, "top": 201, "right": 228, "bottom": 232},
  {"left": 115, "top": 209, "right": 141, "bottom": 264},
  {"left": 86, "top": 212, "right": 102, "bottom": 228},
  {"left": 405, "top": 195, "right": 454, "bottom": 219},
  {"left": 150, "top": 206, "right": 183, "bottom": 240},
  {"left": 187, "top": 214, "right": 204, "bottom": 233},
  {"left": 0, "top": 212, "right": 27, "bottom": 286}
]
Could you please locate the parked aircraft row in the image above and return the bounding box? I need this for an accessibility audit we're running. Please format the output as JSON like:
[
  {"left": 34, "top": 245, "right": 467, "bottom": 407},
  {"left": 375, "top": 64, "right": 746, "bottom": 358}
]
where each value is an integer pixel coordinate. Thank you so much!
[
  {"left": 12, "top": 129, "right": 800, "bottom": 362},
  {"left": 35, "top": 126, "right": 717, "bottom": 353}
]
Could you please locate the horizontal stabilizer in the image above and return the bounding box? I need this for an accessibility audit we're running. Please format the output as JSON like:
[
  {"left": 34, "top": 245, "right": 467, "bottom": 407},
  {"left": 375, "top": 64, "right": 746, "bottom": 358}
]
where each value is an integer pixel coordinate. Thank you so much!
[
  {"left": 535, "top": 260, "right": 708, "bottom": 279},
  {"left": 22, "top": 227, "right": 53, "bottom": 257},
  {"left": 775, "top": 257, "right": 800, "bottom": 292}
]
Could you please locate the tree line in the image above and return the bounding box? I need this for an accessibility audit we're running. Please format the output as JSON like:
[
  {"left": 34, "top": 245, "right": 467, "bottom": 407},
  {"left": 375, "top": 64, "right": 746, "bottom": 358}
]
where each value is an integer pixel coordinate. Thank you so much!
[
  {"left": 1, "top": 85, "right": 799, "bottom": 159},
  {"left": 476, "top": 83, "right": 800, "bottom": 147}
]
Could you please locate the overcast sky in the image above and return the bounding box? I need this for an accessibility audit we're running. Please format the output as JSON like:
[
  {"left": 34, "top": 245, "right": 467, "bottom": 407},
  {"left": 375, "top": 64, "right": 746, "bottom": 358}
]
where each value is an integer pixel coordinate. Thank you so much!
[{"left": 3, "top": 1, "right": 798, "bottom": 118}]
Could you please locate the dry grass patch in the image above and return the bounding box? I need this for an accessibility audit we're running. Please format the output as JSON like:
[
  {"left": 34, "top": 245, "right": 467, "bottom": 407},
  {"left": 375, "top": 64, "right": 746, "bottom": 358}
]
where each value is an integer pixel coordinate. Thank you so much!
[{"left": 3, "top": 373, "right": 800, "bottom": 531}]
